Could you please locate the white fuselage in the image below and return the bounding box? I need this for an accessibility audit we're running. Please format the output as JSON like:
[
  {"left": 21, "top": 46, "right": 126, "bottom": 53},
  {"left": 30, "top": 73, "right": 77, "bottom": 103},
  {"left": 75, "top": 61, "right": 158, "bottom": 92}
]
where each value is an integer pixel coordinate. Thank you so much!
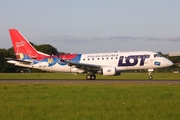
[
  {"left": 79, "top": 51, "right": 172, "bottom": 70},
  {"left": 8, "top": 51, "right": 173, "bottom": 74}
]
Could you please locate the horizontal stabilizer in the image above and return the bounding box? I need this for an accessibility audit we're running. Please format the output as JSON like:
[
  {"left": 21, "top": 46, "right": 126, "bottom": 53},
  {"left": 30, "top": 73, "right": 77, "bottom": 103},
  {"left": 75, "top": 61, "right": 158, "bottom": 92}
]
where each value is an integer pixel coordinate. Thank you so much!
[{"left": 5, "top": 58, "right": 32, "bottom": 64}]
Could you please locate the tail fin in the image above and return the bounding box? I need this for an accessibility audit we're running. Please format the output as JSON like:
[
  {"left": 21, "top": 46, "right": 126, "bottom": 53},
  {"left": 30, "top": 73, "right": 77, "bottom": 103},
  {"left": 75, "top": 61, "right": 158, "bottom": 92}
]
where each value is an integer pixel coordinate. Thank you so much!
[{"left": 9, "top": 29, "right": 49, "bottom": 60}]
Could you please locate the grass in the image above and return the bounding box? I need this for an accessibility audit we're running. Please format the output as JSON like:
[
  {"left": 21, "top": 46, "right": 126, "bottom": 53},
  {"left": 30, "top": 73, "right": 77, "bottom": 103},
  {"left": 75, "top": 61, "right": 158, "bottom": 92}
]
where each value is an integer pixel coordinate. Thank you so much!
[
  {"left": 0, "top": 84, "right": 180, "bottom": 120},
  {"left": 0, "top": 73, "right": 180, "bottom": 119},
  {"left": 0, "top": 72, "right": 180, "bottom": 80}
]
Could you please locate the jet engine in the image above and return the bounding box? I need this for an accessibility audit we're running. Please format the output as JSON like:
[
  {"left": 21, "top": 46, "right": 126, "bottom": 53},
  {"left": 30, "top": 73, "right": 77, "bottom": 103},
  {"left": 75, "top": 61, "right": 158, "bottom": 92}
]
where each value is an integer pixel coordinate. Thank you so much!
[{"left": 101, "top": 67, "right": 121, "bottom": 76}]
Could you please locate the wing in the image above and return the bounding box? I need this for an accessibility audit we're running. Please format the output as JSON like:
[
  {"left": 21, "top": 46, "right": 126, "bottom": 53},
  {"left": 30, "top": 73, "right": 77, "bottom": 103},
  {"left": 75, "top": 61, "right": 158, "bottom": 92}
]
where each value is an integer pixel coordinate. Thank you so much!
[{"left": 67, "top": 61, "right": 102, "bottom": 71}]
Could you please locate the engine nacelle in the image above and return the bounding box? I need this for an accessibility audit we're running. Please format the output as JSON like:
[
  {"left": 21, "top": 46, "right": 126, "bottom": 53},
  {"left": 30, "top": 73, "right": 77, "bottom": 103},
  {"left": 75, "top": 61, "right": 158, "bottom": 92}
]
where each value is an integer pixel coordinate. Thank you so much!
[{"left": 102, "top": 67, "right": 121, "bottom": 76}]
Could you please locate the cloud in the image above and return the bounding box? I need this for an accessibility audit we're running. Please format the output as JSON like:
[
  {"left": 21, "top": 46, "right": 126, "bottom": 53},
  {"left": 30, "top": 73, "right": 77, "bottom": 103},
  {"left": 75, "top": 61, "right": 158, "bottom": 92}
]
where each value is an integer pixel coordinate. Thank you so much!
[
  {"left": 143, "top": 37, "right": 163, "bottom": 41},
  {"left": 92, "top": 36, "right": 140, "bottom": 42},
  {"left": 143, "top": 37, "right": 180, "bottom": 42},
  {"left": 44, "top": 35, "right": 180, "bottom": 45},
  {"left": 32, "top": 35, "right": 180, "bottom": 54},
  {"left": 167, "top": 37, "right": 180, "bottom": 42}
]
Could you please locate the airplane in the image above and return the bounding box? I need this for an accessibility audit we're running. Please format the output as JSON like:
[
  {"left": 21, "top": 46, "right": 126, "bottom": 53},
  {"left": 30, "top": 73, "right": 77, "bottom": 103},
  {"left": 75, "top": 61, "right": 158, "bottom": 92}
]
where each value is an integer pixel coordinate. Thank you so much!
[{"left": 6, "top": 29, "right": 173, "bottom": 80}]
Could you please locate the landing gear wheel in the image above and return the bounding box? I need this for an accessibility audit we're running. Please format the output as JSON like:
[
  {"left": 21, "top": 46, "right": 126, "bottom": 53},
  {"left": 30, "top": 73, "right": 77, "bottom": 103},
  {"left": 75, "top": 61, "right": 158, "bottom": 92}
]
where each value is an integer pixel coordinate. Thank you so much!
[
  {"left": 149, "top": 75, "right": 153, "bottom": 80},
  {"left": 86, "top": 75, "right": 92, "bottom": 80},
  {"left": 86, "top": 75, "right": 96, "bottom": 80},
  {"left": 148, "top": 69, "right": 153, "bottom": 80},
  {"left": 91, "top": 75, "right": 96, "bottom": 80}
]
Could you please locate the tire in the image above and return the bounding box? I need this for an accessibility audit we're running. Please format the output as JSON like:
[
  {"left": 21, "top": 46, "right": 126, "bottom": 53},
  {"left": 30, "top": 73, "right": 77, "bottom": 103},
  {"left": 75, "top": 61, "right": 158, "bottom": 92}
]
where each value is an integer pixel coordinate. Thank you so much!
[
  {"left": 149, "top": 75, "right": 153, "bottom": 80},
  {"left": 86, "top": 75, "right": 92, "bottom": 80},
  {"left": 91, "top": 75, "right": 96, "bottom": 80}
]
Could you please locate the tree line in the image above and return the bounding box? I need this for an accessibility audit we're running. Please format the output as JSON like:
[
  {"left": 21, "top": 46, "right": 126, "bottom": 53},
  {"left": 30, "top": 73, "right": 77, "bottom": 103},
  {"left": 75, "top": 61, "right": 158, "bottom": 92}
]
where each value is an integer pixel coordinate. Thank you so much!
[{"left": 0, "top": 43, "right": 179, "bottom": 73}]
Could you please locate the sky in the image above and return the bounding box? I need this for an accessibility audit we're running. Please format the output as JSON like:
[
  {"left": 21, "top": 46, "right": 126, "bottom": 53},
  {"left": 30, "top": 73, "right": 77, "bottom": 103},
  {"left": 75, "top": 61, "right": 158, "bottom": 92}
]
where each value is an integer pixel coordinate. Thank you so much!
[{"left": 1, "top": 0, "right": 180, "bottom": 54}]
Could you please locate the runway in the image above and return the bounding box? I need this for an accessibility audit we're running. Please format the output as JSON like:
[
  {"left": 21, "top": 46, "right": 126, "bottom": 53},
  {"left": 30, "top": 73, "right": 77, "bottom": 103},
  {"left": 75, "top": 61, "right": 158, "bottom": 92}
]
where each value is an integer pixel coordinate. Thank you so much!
[{"left": 0, "top": 79, "right": 180, "bottom": 84}]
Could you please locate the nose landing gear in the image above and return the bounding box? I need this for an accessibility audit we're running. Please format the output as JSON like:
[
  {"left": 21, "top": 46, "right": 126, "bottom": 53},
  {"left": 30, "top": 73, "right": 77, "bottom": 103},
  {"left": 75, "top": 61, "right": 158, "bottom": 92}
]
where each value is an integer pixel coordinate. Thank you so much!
[
  {"left": 148, "top": 69, "right": 154, "bottom": 80},
  {"left": 148, "top": 75, "right": 153, "bottom": 80}
]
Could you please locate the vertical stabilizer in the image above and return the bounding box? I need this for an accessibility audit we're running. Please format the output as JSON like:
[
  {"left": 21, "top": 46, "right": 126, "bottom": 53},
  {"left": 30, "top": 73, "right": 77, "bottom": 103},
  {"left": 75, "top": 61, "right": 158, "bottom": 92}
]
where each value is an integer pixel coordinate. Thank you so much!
[{"left": 9, "top": 29, "right": 49, "bottom": 60}]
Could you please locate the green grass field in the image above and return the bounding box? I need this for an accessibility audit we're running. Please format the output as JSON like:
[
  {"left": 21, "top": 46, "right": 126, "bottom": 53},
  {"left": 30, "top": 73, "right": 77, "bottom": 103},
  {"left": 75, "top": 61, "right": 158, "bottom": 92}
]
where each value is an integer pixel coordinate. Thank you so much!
[
  {"left": 0, "top": 73, "right": 180, "bottom": 119},
  {"left": 0, "top": 72, "right": 180, "bottom": 80},
  {"left": 0, "top": 84, "right": 180, "bottom": 120}
]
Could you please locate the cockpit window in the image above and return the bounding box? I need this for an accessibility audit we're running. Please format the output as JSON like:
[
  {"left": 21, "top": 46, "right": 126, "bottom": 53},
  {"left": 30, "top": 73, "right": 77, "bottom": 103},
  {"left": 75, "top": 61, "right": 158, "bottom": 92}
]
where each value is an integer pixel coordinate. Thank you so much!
[{"left": 154, "top": 54, "right": 162, "bottom": 58}]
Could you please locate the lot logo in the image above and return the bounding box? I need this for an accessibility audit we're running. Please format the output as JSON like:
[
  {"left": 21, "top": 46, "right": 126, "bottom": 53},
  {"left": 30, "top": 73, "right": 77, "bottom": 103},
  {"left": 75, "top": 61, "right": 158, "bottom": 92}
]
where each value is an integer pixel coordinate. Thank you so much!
[{"left": 118, "top": 55, "right": 150, "bottom": 66}]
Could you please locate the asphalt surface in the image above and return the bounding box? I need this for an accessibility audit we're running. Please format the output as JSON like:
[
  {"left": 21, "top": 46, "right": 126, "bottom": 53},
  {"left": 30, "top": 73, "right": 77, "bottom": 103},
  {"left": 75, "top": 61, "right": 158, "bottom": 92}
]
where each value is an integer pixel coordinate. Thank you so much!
[{"left": 0, "top": 80, "right": 180, "bottom": 84}]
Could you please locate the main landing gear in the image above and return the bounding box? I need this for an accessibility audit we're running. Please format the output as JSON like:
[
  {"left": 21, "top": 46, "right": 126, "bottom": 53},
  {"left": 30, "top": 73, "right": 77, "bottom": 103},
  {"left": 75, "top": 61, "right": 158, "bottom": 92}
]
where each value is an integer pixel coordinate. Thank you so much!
[
  {"left": 86, "top": 74, "right": 96, "bottom": 80},
  {"left": 148, "top": 69, "right": 153, "bottom": 80}
]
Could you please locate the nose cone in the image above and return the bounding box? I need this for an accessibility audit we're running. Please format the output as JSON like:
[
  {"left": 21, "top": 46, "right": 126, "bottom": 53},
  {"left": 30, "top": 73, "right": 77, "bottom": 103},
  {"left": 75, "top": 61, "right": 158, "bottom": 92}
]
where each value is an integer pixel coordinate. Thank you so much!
[{"left": 166, "top": 59, "right": 174, "bottom": 67}]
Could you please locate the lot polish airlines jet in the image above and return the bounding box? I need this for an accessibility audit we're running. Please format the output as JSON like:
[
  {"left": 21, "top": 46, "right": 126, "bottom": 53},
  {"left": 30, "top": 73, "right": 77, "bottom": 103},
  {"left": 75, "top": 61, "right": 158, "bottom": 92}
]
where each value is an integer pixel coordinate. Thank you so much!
[{"left": 7, "top": 29, "right": 173, "bottom": 80}]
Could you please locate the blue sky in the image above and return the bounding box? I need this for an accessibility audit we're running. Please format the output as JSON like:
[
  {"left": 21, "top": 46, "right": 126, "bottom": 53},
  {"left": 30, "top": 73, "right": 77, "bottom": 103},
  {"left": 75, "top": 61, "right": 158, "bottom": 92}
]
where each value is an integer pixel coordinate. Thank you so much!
[{"left": 1, "top": 0, "right": 180, "bottom": 54}]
